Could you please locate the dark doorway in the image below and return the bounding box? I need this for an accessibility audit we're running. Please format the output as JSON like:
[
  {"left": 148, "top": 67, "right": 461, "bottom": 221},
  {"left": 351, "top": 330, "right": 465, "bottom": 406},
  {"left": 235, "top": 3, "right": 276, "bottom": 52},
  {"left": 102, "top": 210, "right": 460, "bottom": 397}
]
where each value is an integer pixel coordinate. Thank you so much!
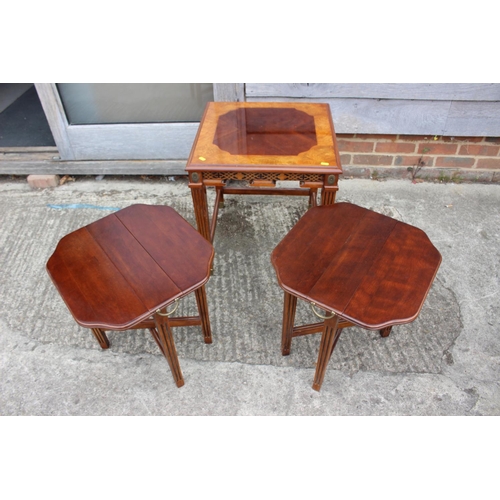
[{"left": 0, "top": 84, "right": 56, "bottom": 147}]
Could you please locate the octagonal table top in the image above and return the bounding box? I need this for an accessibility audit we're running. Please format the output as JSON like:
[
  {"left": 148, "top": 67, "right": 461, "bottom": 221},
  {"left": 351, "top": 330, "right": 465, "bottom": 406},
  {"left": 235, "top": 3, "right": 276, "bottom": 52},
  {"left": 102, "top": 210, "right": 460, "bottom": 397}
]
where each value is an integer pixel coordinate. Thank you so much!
[
  {"left": 271, "top": 203, "right": 442, "bottom": 330},
  {"left": 47, "top": 204, "right": 214, "bottom": 330}
]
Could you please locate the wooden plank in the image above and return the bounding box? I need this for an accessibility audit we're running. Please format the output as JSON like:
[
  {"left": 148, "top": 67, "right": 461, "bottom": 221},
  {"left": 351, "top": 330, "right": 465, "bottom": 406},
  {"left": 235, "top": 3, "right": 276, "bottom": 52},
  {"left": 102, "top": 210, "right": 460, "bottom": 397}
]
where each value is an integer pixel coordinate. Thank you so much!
[
  {"left": 47, "top": 226, "right": 149, "bottom": 328},
  {"left": 246, "top": 83, "right": 500, "bottom": 101},
  {"left": 0, "top": 158, "right": 188, "bottom": 175},
  {"left": 115, "top": 204, "right": 214, "bottom": 294},
  {"left": 0, "top": 151, "right": 57, "bottom": 161},
  {"left": 247, "top": 96, "right": 500, "bottom": 136},
  {"left": 213, "top": 83, "right": 245, "bottom": 102},
  {"left": 86, "top": 212, "right": 182, "bottom": 310},
  {"left": 0, "top": 146, "right": 58, "bottom": 154},
  {"left": 34, "top": 83, "right": 75, "bottom": 160},
  {"left": 247, "top": 96, "right": 452, "bottom": 135},
  {"left": 444, "top": 101, "right": 500, "bottom": 136}
]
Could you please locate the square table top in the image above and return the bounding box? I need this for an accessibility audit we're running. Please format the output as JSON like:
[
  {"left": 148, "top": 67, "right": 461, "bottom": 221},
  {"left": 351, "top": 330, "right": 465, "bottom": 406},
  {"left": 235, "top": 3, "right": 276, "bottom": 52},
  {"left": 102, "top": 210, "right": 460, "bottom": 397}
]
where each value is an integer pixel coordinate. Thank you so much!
[{"left": 186, "top": 102, "right": 342, "bottom": 174}]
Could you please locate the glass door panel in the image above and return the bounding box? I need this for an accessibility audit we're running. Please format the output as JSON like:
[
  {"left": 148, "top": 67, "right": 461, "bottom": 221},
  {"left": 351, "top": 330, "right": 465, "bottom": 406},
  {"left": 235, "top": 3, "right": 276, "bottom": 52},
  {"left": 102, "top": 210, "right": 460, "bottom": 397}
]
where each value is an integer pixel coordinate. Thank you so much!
[
  {"left": 35, "top": 83, "right": 242, "bottom": 162},
  {"left": 56, "top": 83, "right": 214, "bottom": 125}
]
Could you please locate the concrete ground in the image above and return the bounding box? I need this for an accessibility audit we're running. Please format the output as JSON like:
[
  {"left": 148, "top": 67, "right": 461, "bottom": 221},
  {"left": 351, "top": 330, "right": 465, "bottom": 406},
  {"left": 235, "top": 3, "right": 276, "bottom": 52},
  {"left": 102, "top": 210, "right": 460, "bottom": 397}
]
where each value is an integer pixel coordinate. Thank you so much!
[{"left": 0, "top": 175, "right": 499, "bottom": 415}]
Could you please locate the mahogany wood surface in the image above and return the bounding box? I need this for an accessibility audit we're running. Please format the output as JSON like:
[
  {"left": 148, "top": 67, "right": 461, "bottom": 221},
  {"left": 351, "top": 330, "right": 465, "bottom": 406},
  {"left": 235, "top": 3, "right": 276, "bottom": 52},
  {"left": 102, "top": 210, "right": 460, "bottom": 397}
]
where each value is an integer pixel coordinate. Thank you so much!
[
  {"left": 47, "top": 204, "right": 214, "bottom": 330},
  {"left": 272, "top": 203, "right": 441, "bottom": 390},
  {"left": 47, "top": 204, "right": 215, "bottom": 388},
  {"left": 312, "top": 314, "right": 341, "bottom": 391},
  {"left": 186, "top": 102, "right": 343, "bottom": 242},
  {"left": 187, "top": 102, "right": 342, "bottom": 171},
  {"left": 272, "top": 203, "right": 442, "bottom": 330}
]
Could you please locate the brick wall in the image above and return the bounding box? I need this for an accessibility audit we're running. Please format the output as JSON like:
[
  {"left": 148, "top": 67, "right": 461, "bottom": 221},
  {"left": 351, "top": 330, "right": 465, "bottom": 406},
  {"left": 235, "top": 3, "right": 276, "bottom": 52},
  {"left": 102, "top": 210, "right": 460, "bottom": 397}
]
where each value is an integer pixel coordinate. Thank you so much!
[{"left": 337, "top": 135, "right": 500, "bottom": 183}]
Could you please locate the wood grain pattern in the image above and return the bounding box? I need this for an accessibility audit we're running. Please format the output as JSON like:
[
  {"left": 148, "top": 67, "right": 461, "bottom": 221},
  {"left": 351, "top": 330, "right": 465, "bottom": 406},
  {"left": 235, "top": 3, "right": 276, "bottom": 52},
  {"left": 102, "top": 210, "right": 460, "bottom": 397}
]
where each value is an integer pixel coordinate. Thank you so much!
[
  {"left": 271, "top": 203, "right": 442, "bottom": 330},
  {"left": 281, "top": 291, "right": 297, "bottom": 356},
  {"left": 91, "top": 328, "right": 109, "bottom": 349},
  {"left": 190, "top": 183, "right": 211, "bottom": 242},
  {"left": 47, "top": 204, "right": 215, "bottom": 388},
  {"left": 446, "top": 101, "right": 500, "bottom": 136},
  {"left": 246, "top": 83, "right": 500, "bottom": 101},
  {"left": 0, "top": 157, "right": 188, "bottom": 175},
  {"left": 312, "top": 314, "right": 341, "bottom": 391},
  {"left": 187, "top": 102, "right": 343, "bottom": 241},
  {"left": 195, "top": 285, "right": 212, "bottom": 344},
  {"left": 47, "top": 204, "right": 214, "bottom": 330},
  {"left": 187, "top": 102, "right": 341, "bottom": 171},
  {"left": 34, "top": 83, "right": 75, "bottom": 160},
  {"left": 247, "top": 97, "right": 450, "bottom": 135},
  {"left": 154, "top": 313, "right": 185, "bottom": 388},
  {"left": 213, "top": 83, "right": 245, "bottom": 102},
  {"left": 272, "top": 202, "right": 442, "bottom": 390},
  {"left": 247, "top": 96, "right": 500, "bottom": 136}
]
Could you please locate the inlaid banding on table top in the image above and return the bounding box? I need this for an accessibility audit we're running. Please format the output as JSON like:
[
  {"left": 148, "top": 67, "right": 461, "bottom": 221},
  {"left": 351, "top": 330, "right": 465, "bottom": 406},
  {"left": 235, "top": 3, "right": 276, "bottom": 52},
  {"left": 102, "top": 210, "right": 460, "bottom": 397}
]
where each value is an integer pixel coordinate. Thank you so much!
[
  {"left": 187, "top": 102, "right": 342, "bottom": 243},
  {"left": 213, "top": 107, "right": 317, "bottom": 156},
  {"left": 202, "top": 171, "right": 324, "bottom": 183},
  {"left": 187, "top": 102, "right": 340, "bottom": 170}
]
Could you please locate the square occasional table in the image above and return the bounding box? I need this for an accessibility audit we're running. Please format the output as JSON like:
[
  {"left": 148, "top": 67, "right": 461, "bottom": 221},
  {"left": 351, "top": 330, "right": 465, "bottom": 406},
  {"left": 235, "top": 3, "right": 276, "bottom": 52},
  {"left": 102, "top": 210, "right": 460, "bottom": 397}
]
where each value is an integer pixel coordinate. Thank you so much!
[{"left": 186, "top": 102, "right": 343, "bottom": 242}]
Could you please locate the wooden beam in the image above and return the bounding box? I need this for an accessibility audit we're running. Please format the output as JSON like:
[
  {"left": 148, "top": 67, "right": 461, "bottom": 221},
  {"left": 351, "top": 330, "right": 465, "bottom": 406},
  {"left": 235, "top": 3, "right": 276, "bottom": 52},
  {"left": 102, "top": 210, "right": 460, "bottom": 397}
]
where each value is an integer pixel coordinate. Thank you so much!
[
  {"left": 34, "top": 83, "right": 75, "bottom": 160},
  {"left": 246, "top": 83, "right": 500, "bottom": 101},
  {"left": 246, "top": 96, "right": 500, "bottom": 136},
  {"left": 222, "top": 187, "right": 312, "bottom": 196},
  {"left": 0, "top": 156, "right": 188, "bottom": 175},
  {"left": 213, "top": 83, "right": 245, "bottom": 102}
]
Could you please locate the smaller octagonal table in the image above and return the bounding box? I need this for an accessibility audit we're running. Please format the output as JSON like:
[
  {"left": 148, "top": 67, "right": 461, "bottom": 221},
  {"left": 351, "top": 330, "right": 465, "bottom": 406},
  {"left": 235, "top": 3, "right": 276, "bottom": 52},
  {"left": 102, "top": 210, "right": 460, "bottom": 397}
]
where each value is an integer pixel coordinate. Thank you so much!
[
  {"left": 46, "top": 204, "right": 214, "bottom": 388},
  {"left": 271, "top": 203, "right": 442, "bottom": 391},
  {"left": 186, "top": 102, "right": 343, "bottom": 242}
]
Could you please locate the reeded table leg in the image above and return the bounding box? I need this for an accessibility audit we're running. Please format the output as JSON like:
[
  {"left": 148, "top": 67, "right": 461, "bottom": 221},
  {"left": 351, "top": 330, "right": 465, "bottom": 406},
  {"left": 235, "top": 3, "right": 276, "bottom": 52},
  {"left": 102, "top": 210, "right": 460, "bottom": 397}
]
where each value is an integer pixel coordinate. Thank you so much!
[
  {"left": 380, "top": 326, "right": 392, "bottom": 337},
  {"left": 190, "top": 183, "right": 211, "bottom": 242},
  {"left": 309, "top": 188, "right": 318, "bottom": 208},
  {"left": 328, "top": 327, "right": 343, "bottom": 360},
  {"left": 216, "top": 185, "right": 225, "bottom": 208},
  {"left": 154, "top": 313, "right": 184, "bottom": 388},
  {"left": 281, "top": 291, "right": 297, "bottom": 356},
  {"left": 91, "top": 328, "right": 110, "bottom": 349},
  {"left": 195, "top": 285, "right": 212, "bottom": 344},
  {"left": 320, "top": 175, "right": 339, "bottom": 205},
  {"left": 312, "top": 314, "right": 341, "bottom": 391}
]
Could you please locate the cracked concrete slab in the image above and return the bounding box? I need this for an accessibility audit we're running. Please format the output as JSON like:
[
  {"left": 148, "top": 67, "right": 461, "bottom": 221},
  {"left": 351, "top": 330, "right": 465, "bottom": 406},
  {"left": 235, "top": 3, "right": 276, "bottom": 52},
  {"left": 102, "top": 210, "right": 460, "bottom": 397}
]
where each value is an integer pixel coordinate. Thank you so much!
[{"left": 0, "top": 176, "right": 499, "bottom": 415}]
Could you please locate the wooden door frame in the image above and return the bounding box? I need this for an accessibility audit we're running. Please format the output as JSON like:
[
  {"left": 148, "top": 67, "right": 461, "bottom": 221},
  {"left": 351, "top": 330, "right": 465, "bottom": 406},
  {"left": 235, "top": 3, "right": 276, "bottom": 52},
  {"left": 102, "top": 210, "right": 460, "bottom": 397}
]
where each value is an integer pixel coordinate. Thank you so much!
[{"left": 34, "top": 83, "right": 245, "bottom": 161}]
